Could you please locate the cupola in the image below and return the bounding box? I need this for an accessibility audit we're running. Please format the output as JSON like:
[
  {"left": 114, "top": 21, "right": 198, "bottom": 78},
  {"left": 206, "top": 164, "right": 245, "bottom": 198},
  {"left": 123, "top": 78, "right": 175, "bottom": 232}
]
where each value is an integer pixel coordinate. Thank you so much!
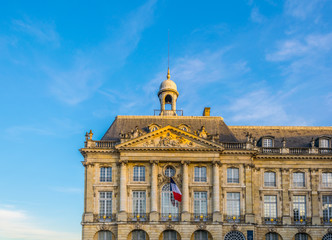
[{"left": 158, "top": 68, "right": 179, "bottom": 116}]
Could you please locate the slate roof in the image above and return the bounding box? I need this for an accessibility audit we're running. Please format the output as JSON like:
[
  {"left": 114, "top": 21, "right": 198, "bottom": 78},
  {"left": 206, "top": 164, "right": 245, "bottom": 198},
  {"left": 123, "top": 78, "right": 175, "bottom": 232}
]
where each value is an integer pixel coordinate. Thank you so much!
[
  {"left": 229, "top": 126, "right": 332, "bottom": 148},
  {"left": 101, "top": 116, "right": 238, "bottom": 142}
]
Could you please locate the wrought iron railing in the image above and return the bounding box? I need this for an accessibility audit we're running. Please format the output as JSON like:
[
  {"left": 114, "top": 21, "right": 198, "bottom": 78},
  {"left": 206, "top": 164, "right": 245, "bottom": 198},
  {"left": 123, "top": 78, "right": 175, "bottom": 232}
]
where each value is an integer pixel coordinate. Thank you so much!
[
  {"left": 160, "top": 213, "right": 180, "bottom": 221},
  {"left": 224, "top": 215, "right": 245, "bottom": 223},
  {"left": 321, "top": 217, "right": 332, "bottom": 225},
  {"left": 128, "top": 213, "right": 149, "bottom": 222},
  {"left": 93, "top": 213, "right": 116, "bottom": 222},
  {"left": 191, "top": 213, "right": 212, "bottom": 222},
  {"left": 262, "top": 217, "right": 282, "bottom": 225},
  {"left": 292, "top": 216, "right": 311, "bottom": 225}
]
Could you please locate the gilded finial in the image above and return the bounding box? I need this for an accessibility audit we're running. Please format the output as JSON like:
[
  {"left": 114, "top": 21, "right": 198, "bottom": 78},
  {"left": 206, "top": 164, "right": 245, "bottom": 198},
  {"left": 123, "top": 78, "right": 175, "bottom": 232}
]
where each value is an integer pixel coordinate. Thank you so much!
[{"left": 167, "top": 68, "right": 171, "bottom": 79}]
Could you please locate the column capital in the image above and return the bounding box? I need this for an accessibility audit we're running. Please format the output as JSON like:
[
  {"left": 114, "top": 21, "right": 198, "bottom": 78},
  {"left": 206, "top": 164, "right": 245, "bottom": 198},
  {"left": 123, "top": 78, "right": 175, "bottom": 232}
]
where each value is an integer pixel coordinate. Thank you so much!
[
  {"left": 150, "top": 160, "right": 159, "bottom": 165},
  {"left": 118, "top": 160, "right": 128, "bottom": 166},
  {"left": 181, "top": 160, "right": 190, "bottom": 165},
  {"left": 212, "top": 160, "right": 221, "bottom": 166}
]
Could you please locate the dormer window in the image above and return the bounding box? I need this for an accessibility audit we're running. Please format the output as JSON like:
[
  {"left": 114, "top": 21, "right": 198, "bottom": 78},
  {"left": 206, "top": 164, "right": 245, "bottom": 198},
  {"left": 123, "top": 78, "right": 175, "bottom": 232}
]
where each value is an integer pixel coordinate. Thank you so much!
[
  {"left": 263, "top": 138, "right": 273, "bottom": 148},
  {"left": 320, "top": 138, "right": 330, "bottom": 148},
  {"left": 178, "top": 124, "right": 190, "bottom": 132},
  {"left": 148, "top": 124, "right": 161, "bottom": 132}
]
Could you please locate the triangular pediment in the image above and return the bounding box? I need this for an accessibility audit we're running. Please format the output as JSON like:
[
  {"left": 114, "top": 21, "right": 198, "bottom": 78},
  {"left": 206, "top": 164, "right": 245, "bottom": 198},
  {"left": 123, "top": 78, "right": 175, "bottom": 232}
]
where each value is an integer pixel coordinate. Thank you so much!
[{"left": 115, "top": 126, "right": 222, "bottom": 150}]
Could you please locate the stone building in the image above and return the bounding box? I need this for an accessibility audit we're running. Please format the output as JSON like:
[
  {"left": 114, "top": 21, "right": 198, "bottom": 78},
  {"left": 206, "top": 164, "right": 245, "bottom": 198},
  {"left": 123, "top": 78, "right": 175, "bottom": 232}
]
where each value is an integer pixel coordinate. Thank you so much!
[{"left": 80, "top": 69, "right": 332, "bottom": 240}]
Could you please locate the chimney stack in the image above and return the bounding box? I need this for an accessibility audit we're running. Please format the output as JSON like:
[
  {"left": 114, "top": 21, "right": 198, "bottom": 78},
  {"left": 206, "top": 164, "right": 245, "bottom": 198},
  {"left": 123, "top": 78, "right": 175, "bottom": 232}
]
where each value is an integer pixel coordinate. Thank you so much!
[{"left": 203, "top": 107, "right": 210, "bottom": 116}]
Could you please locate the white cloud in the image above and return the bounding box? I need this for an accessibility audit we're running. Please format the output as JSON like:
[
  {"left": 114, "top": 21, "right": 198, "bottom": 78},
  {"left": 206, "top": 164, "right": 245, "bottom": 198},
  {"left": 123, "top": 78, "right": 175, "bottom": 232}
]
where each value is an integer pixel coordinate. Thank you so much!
[
  {"left": 52, "top": 187, "right": 83, "bottom": 194},
  {"left": 0, "top": 206, "right": 79, "bottom": 240},
  {"left": 46, "top": 0, "right": 157, "bottom": 105},
  {"left": 284, "top": 0, "right": 323, "bottom": 20},
  {"left": 12, "top": 18, "right": 59, "bottom": 46},
  {"left": 250, "top": 7, "right": 265, "bottom": 23},
  {"left": 266, "top": 33, "right": 332, "bottom": 61}
]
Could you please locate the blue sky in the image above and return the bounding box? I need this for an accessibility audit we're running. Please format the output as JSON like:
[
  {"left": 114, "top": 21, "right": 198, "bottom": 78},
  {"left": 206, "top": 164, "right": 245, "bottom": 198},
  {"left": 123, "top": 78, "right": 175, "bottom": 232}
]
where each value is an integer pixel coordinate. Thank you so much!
[{"left": 0, "top": 0, "right": 332, "bottom": 239}]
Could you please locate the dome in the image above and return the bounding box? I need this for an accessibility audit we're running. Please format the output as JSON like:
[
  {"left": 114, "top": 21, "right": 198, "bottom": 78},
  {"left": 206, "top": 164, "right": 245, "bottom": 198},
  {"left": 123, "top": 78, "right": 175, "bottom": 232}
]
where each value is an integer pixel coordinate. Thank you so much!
[{"left": 158, "top": 68, "right": 179, "bottom": 96}]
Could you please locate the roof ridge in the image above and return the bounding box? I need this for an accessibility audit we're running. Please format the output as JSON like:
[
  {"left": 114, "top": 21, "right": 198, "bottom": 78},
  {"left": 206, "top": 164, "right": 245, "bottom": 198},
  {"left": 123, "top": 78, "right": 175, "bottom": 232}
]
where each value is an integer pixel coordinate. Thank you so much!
[{"left": 229, "top": 126, "right": 332, "bottom": 130}]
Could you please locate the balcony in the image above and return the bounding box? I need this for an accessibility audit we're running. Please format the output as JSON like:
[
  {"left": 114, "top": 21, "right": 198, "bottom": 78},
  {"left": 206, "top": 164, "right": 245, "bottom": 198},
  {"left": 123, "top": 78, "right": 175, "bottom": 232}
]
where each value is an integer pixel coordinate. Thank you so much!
[
  {"left": 223, "top": 142, "right": 246, "bottom": 149},
  {"left": 128, "top": 213, "right": 149, "bottom": 222},
  {"left": 262, "top": 217, "right": 282, "bottom": 225},
  {"left": 289, "top": 148, "right": 310, "bottom": 154},
  {"left": 85, "top": 140, "right": 117, "bottom": 148},
  {"left": 292, "top": 216, "right": 311, "bottom": 225},
  {"left": 93, "top": 213, "right": 116, "bottom": 222},
  {"left": 191, "top": 213, "right": 212, "bottom": 222},
  {"left": 261, "top": 148, "right": 281, "bottom": 154},
  {"left": 224, "top": 215, "right": 245, "bottom": 223},
  {"left": 321, "top": 217, "right": 332, "bottom": 225},
  {"left": 319, "top": 148, "right": 332, "bottom": 154},
  {"left": 160, "top": 213, "right": 180, "bottom": 221}
]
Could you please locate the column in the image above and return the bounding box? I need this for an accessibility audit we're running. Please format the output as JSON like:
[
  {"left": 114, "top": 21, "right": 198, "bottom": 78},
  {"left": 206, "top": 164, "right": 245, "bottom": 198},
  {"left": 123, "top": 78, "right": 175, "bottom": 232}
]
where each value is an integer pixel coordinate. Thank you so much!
[
  {"left": 118, "top": 161, "right": 128, "bottom": 221},
  {"left": 245, "top": 164, "right": 255, "bottom": 223},
  {"left": 83, "top": 162, "right": 94, "bottom": 222},
  {"left": 181, "top": 161, "right": 190, "bottom": 221},
  {"left": 281, "top": 168, "right": 291, "bottom": 224},
  {"left": 311, "top": 169, "right": 320, "bottom": 225},
  {"left": 213, "top": 162, "right": 222, "bottom": 222},
  {"left": 150, "top": 161, "right": 159, "bottom": 221}
]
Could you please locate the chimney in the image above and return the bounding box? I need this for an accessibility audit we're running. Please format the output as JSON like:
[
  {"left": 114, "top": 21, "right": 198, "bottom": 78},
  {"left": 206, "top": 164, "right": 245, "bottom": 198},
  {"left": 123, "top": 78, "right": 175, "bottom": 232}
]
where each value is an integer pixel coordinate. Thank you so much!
[{"left": 203, "top": 107, "right": 210, "bottom": 116}]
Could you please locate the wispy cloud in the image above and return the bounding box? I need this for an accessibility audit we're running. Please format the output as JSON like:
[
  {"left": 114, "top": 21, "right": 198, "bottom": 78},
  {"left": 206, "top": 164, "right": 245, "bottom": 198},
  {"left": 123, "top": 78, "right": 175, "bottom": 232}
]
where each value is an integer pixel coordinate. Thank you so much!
[
  {"left": 250, "top": 7, "right": 265, "bottom": 23},
  {"left": 284, "top": 0, "right": 324, "bottom": 20},
  {"left": 46, "top": 0, "right": 157, "bottom": 105},
  {"left": 0, "top": 206, "right": 79, "bottom": 240},
  {"left": 12, "top": 18, "right": 60, "bottom": 46},
  {"left": 52, "top": 187, "right": 83, "bottom": 194}
]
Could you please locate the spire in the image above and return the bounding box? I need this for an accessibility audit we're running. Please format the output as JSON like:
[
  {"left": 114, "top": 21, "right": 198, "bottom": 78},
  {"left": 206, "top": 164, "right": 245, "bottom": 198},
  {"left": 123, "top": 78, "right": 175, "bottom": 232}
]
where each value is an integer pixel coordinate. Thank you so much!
[
  {"left": 167, "top": 29, "right": 171, "bottom": 80},
  {"left": 167, "top": 68, "right": 170, "bottom": 79}
]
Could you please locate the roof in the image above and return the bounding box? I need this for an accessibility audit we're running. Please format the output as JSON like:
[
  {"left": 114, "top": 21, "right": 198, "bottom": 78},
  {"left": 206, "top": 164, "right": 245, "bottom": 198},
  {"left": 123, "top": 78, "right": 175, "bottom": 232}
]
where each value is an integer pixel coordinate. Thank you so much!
[
  {"left": 229, "top": 126, "right": 332, "bottom": 147},
  {"left": 101, "top": 115, "right": 238, "bottom": 142}
]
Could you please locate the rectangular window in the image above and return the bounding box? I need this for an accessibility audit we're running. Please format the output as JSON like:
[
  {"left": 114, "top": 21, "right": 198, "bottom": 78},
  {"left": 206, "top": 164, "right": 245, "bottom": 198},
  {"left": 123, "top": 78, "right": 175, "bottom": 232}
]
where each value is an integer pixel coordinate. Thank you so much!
[
  {"left": 293, "top": 196, "right": 306, "bottom": 222},
  {"left": 227, "top": 168, "right": 239, "bottom": 183},
  {"left": 323, "top": 173, "right": 332, "bottom": 187},
  {"left": 263, "top": 138, "right": 273, "bottom": 147},
  {"left": 99, "top": 192, "right": 112, "bottom": 218},
  {"left": 227, "top": 193, "right": 240, "bottom": 218},
  {"left": 100, "top": 167, "right": 112, "bottom": 182},
  {"left": 264, "top": 195, "right": 277, "bottom": 222},
  {"left": 264, "top": 172, "right": 276, "bottom": 187},
  {"left": 194, "top": 167, "right": 207, "bottom": 182},
  {"left": 293, "top": 172, "right": 305, "bottom": 187},
  {"left": 323, "top": 195, "right": 332, "bottom": 222},
  {"left": 133, "top": 191, "right": 146, "bottom": 216},
  {"left": 320, "top": 139, "right": 329, "bottom": 148},
  {"left": 194, "top": 192, "right": 207, "bottom": 218},
  {"left": 133, "top": 166, "right": 145, "bottom": 182}
]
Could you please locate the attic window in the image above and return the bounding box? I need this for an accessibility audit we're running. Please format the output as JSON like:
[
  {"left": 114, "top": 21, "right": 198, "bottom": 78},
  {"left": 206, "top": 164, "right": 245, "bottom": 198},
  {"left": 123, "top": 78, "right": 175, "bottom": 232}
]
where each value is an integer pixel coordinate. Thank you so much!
[
  {"left": 320, "top": 139, "right": 330, "bottom": 148},
  {"left": 178, "top": 124, "right": 190, "bottom": 132},
  {"left": 263, "top": 138, "right": 273, "bottom": 147},
  {"left": 149, "top": 124, "right": 160, "bottom": 132}
]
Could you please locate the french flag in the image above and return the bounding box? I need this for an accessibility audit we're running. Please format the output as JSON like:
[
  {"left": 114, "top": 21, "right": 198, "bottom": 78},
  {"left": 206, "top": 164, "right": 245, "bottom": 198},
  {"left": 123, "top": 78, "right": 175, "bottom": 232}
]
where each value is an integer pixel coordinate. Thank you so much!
[{"left": 170, "top": 177, "right": 182, "bottom": 202}]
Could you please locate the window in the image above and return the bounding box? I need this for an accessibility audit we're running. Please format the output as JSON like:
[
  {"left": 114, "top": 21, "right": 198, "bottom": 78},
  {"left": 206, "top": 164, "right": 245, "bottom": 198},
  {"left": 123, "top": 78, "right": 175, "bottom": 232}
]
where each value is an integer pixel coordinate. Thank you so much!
[
  {"left": 161, "top": 184, "right": 179, "bottom": 221},
  {"left": 133, "top": 166, "right": 145, "bottom": 181},
  {"left": 100, "top": 167, "right": 112, "bottom": 182},
  {"left": 264, "top": 172, "right": 276, "bottom": 187},
  {"left": 293, "top": 196, "right": 306, "bottom": 222},
  {"left": 133, "top": 191, "right": 146, "bottom": 217},
  {"left": 194, "top": 192, "right": 207, "bottom": 219},
  {"left": 165, "top": 166, "right": 175, "bottom": 177},
  {"left": 194, "top": 167, "right": 207, "bottom": 182},
  {"left": 224, "top": 231, "right": 245, "bottom": 240},
  {"left": 293, "top": 172, "right": 305, "bottom": 187},
  {"left": 320, "top": 139, "right": 330, "bottom": 148},
  {"left": 265, "top": 233, "right": 278, "bottom": 240},
  {"left": 323, "top": 195, "right": 332, "bottom": 223},
  {"left": 99, "top": 192, "right": 112, "bottom": 219},
  {"left": 194, "top": 230, "right": 208, "bottom": 240},
  {"left": 263, "top": 138, "right": 273, "bottom": 147},
  {"left": 163, "top": 230, "right": 178, "bottom": 240},
  {"left": 264, "top": 196, "right": 277, "bottom": 223},
  {"left": 323, "top": 233, "right": 332, "bottom": 240},
  {"left": 226, "top": 193, "right": 240, "bottom": 220},
  {"left": 132, "top": 230, "right": 146, "bottom": 240},
  {"left": 295, "top": 233, "right": 308, "bottom": 240},
  {"left": 227, "top": 168, "right": 239, "bottom": 183},
  {"left": 323, "top": 173, "right": 332, "bottom": 187},
  {"left": 98, "top": 231, "right": 112, "bottom": 240}
]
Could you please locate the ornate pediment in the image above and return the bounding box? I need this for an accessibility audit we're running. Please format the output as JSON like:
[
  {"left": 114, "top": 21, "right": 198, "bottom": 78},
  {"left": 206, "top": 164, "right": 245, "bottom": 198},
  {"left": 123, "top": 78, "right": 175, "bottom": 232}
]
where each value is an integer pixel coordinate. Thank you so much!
[{"left": 115, "top": 126, "right": 222, "bottom": 150}]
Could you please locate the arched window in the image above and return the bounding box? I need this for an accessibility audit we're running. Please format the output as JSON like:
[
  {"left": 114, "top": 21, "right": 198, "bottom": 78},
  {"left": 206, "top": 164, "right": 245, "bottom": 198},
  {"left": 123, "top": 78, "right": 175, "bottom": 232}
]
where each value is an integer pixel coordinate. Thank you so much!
[
  {"left": 295, "top": 233, "right": 309, "bottom": 240},
  {"left": 165, "top": 166, "right": 175, "bottom": 177},
  {"left": 163, "top": 230, "right": 178, "bottom": 240},
  {"left": 265, "top": 232, "right": 278, "bottom": 240},
  {"left": 98, "top": 231, "right": 112, "bottom": 240},
  {"left": 323, "top": 233, "right": 332, "bottom": 240},
  {"left": 161, "top": 184, "right": 179, "bottom": 221},
  {"left": 224, "top": 231, "right": 245, "bottom": 240},
  {"left": 132, "top": 230, "right": 147, "bottom": 240},
  {"left": 194, "top": 230, "right": 208, "bottom": 240}
]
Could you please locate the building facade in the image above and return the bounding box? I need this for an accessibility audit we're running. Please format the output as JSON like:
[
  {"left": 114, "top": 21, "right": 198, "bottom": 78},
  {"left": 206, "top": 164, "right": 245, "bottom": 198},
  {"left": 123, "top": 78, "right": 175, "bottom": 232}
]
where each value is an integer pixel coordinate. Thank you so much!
[{"left": 80, "top": 70, "right": 332, "bottom": 240}]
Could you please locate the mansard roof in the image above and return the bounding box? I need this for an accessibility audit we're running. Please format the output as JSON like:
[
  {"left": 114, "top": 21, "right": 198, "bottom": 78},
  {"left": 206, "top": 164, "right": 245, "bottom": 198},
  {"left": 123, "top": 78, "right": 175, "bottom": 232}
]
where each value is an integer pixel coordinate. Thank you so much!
[
  {"left": 229, "top": 126, "right": 332, "bottom": 147},
  {"left": 101, "top": 115, "right": 238, "bottom": 142}
]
